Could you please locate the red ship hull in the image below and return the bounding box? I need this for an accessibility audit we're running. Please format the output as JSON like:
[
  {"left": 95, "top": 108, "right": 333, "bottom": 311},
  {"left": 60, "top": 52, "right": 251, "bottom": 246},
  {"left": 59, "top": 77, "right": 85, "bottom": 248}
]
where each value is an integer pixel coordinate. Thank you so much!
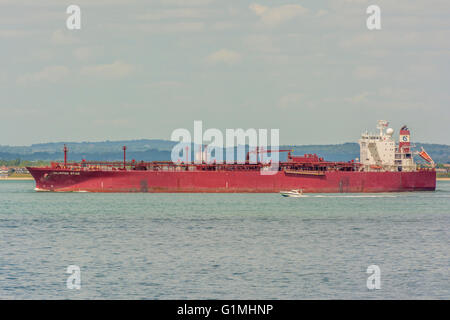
[{"left": 27, "top": 167, "right": 436, "bottom": 193}]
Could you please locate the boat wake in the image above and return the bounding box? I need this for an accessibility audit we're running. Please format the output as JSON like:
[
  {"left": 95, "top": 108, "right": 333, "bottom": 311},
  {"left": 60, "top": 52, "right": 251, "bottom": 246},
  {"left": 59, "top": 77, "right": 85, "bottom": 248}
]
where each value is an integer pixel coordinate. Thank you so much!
[
  {"left": 34, "top": 188, "right": 50, "bottom": 192},
  {"left": 311, "top": 195, "right": 397, "bottom": 198}
]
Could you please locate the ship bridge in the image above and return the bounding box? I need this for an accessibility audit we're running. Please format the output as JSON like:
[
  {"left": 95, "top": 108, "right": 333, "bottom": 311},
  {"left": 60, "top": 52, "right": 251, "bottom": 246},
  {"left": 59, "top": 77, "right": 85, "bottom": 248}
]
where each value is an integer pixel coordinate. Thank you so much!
[{"left": 359, "top": 120, "right": 417, "bottom": 172}]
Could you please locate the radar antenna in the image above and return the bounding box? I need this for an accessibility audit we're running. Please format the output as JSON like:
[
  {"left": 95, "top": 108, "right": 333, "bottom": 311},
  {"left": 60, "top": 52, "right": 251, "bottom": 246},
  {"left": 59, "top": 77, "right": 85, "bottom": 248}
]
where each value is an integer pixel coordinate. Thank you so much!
[{"left": 377, "top": 120, "right": 389, "bottom": 136}]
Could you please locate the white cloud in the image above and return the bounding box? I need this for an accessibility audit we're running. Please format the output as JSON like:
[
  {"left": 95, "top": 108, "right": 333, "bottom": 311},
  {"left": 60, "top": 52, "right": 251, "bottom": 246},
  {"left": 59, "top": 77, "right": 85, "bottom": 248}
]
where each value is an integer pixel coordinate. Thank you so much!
[
  {"left": 407, "top": 65, "right": 437, "bottom": 78},
  {"left": 249, "top": 3, "right": 308, "bottom": 26},
  {"left": 17, "top": 66, "right": 70, "bottom": 85},
  {"left": 316, "top": 10, "right": 328, "bottom": 17},
  {"left": 278, "top": 93, "right": 304, "bottom": 108},
  {"left": 92, "top": 118, "right": 131, "bottom": 127},
  {"left": 137, "top": 22, "right": 205, "bottom": 33},
  {"left": 244, "top": 34, "right": 280, "bottom": 53},
  {"left": 0, "top": 29, "right": 35, "bottom": 38},
  {"left": 344, "top": 87, "right": 422, "bottom": 109},
  {"left": 353, "top": 66, "right": 384, "bottom": 79},
  {"left": 206, "top": 49, "right": 241, "bottom": 65},
  {"left": 211, "top": 21, "right": 237, "bottom": 31},
  {"left": 73, "top": 47, "right": 102, "bottom": 61},
  {"left": 340, "top": 30, "right": 450, "bottom": 51},
  {"left": 80, "top": 61, "right": 135, "bottom": 79},
  {"left": 51, "top": 30, "right": 79, "bottom": 45},
  {"left": 144, "top": 81, "right": 183, "bottom": 88},
  {"left": 0, "top": 71, "right": 7, "bottom": 84},
  {"left": 0, "top": 0, "right": 140, "bottom": 5},
  {"left": 160, "top": 0, "right": 214, "bottom": 6},
  {"left": 137, "top": 8, "right": 212, "bottom": 20},
  {"left": 345, "top": 91, "right": 372, "bottom": 104}
]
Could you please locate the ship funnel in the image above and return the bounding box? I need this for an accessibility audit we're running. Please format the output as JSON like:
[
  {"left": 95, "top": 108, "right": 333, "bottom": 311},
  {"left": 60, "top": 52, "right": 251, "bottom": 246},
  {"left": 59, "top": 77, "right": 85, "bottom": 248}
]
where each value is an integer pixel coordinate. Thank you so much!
[{"left": 399, "top": 125, "right": 411, "bottom": 153}]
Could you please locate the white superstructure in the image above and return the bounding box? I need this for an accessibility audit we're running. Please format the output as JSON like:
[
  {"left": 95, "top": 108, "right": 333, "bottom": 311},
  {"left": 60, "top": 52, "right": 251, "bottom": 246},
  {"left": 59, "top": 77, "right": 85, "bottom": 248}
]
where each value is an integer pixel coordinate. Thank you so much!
[{"left": 359, "top": 120, "right": 417, "bottom": 172}]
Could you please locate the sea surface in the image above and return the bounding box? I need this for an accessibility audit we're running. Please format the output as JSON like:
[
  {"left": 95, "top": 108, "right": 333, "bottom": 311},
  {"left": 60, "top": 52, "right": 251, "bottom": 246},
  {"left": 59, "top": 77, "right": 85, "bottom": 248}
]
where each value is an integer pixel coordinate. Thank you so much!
[{"left": 0, "top": 180, "right": 449, "bottom": 299}]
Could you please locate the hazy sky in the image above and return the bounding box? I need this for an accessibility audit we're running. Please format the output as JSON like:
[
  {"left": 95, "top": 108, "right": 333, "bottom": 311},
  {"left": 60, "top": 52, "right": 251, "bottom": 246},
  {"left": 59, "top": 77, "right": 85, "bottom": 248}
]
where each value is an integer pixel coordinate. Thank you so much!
[{"left": 1, "top": 0, "right": 449, "bottom": 146}]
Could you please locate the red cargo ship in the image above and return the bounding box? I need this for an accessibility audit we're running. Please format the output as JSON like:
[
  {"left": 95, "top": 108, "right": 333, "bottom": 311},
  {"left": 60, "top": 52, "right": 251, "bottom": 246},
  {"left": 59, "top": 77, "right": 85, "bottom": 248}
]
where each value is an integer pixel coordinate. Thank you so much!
[{"left": 27, "top": 121, "right": 436, "bottom": 193}]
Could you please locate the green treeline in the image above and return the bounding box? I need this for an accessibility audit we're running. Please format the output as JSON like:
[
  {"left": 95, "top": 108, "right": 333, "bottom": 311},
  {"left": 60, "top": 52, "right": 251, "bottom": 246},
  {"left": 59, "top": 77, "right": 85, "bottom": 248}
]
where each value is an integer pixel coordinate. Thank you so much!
[{"left": 0, "top": 159, "right": 50, "bottom": 168}]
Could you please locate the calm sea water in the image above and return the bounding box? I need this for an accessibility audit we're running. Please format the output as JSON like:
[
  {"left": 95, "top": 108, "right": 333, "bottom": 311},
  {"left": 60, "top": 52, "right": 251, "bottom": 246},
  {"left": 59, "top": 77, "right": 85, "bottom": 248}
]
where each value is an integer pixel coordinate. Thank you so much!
[{"left": 0, "top": 180, "right": 449, "bottom": 299}]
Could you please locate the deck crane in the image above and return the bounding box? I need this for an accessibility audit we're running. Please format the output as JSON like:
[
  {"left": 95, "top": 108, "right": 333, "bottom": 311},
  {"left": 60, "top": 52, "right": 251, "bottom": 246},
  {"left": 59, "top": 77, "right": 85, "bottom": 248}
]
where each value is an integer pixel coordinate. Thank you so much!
[{"left": 246, "top": 147, "right": 293, "bottom": 163}]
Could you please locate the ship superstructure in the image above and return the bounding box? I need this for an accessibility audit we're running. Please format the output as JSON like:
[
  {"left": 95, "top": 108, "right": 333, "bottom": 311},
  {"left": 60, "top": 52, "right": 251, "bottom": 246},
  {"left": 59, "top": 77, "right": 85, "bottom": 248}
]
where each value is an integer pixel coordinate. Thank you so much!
[{"left": 359, "top": 120, "right": 418, "bottom": 172}]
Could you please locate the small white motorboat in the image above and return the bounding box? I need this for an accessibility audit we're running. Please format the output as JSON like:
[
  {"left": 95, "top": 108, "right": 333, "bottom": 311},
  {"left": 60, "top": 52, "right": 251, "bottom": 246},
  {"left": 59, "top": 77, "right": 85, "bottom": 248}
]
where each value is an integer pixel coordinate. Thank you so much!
[{"left": 279, "top": 189, "right": 306, "bottom": 197}]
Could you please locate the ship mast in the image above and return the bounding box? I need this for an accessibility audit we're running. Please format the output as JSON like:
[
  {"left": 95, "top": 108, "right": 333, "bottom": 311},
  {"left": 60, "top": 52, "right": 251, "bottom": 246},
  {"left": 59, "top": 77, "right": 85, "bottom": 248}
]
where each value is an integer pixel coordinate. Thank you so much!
[
  {"left": 123, "top": 146, "right": 127, "bottom": 169},
  {"left": 63, "top": 144, "right": 68, "bottom": 168}
]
